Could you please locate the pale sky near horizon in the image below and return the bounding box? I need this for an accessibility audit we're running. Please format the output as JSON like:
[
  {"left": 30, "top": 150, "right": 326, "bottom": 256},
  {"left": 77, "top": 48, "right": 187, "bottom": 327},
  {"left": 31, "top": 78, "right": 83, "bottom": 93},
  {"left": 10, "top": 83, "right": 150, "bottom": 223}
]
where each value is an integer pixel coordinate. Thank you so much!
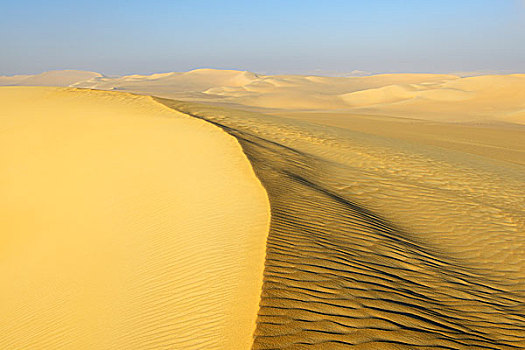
[{"left": 1, "top": 0, "right": 524, "bottom": 76}]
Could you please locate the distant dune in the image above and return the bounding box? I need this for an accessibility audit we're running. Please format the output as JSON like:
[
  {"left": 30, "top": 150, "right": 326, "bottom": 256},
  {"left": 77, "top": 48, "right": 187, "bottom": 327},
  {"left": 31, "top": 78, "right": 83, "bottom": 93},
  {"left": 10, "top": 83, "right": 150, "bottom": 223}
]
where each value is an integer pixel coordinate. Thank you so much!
[
  {"left": 0, "top": 87, "right": 269, "bottom": 349},
  {"left": 0, "top": 70, "right": 102, "bottom": 87},
  {"left": 3, "top": 69, "right": 524, "bottom": 124},
  {"left": 67, "top": 69, "right": 525, "bottom": 124}
]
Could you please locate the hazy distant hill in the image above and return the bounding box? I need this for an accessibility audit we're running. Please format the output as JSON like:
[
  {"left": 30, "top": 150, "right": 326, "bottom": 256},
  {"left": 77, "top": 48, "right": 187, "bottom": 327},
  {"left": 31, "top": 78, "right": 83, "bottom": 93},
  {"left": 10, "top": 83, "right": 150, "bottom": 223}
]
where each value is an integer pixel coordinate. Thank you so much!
[
  {"left": 2, "top": 69, "right": 524, "bottom": 124},
  {"left": 0, "top": 70, "right": 102, "bottom": 87}
]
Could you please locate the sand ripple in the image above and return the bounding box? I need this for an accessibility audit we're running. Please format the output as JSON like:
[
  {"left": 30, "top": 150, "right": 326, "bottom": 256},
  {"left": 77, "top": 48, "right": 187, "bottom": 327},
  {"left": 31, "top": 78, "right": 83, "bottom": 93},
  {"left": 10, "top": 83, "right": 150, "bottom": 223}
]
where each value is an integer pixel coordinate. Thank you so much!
[{"left": 160, "top": 98, "right": 525, "bottom": 349}]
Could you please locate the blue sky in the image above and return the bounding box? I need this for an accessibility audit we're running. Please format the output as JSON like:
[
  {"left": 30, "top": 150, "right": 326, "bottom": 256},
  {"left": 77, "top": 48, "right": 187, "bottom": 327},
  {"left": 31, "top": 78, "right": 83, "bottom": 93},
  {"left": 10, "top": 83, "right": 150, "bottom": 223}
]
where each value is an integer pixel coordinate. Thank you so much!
[{"left": 1, "top": 0, "right": 524, "bottom": 75}]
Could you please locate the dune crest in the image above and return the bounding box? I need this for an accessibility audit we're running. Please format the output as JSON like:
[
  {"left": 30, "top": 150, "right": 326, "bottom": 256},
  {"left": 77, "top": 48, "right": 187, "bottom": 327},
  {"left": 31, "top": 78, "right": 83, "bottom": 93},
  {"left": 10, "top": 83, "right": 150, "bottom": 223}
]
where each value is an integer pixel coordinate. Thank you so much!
[{"left": 0, "top": 87, "right": 270, "bottom": 349}]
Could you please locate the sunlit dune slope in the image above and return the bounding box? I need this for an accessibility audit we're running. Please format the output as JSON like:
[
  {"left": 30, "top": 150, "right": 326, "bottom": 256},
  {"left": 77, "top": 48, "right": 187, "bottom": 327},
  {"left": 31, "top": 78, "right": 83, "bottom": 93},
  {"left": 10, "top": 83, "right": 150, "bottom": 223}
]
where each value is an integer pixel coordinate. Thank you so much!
[
  {"left": 347, "top": 74, "right": 525, "bottom": 123},
  {"left": 160, "top": 98, "right": 525, "bottom": 349},
  {"left": 0, "top": 87, "right": 270, "bottom": 349}
]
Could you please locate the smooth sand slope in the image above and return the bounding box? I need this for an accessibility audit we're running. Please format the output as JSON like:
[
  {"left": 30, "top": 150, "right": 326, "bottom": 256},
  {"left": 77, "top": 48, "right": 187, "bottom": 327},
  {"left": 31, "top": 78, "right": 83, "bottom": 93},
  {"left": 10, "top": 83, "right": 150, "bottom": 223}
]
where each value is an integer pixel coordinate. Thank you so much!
[
  {"left": 0, "top": 87, "right": 270, "bottom": 349},
  {"left": 159, "top": 99, "right": 525, "bottom": 349}
]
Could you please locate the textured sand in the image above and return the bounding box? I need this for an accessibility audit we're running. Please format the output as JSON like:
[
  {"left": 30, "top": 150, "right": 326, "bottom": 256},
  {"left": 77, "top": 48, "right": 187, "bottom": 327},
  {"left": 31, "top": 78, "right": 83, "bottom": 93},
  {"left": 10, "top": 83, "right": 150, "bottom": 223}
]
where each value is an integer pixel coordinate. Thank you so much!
[
  {"left": 0, "top": 87, "right": 270, "bottom": 349},
  {"left": 1, "top": 70, "right": 524, "bottom": 349},
  {"left": 159, "top": 98, "right": 525, "bottom": 349},
  {"left": 268, "top": 111, "right": 525, "bottom": 167}
]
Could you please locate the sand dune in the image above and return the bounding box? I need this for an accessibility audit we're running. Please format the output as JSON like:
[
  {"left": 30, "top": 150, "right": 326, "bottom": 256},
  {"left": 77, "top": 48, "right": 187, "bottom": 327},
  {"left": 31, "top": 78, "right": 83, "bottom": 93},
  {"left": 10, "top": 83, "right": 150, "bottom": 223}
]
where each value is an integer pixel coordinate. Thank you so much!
[
  {"left": 5, "top": 69, "right": 525, "bottom": 124},
  {"left": 2, "top": 71, "right": 524, "bottom": 349},
  {"left": 159, "top": 98, "right": 525, "bottom": 349},
  {"left": 0, "top": 87, "right": 269, "bottom": 349},
  {"left": 0, "top": 70, "right": 102, "bottom": 87},
  {"left": 63, "top": 69, "right": 525, "bottom": 125},
  {"left": 71, "top": 69, "right": 259, "bottom": 96}
]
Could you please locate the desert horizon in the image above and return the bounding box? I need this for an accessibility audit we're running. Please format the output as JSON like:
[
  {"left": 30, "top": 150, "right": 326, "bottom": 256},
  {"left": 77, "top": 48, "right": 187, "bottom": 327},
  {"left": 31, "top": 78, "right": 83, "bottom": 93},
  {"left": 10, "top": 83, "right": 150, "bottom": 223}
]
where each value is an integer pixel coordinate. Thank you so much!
[
  {"left": 1, "top": 67, "right": 524, "bottom": 349},
  {"left": 2, "top": 1, "right": 524, "bottom": 349}
]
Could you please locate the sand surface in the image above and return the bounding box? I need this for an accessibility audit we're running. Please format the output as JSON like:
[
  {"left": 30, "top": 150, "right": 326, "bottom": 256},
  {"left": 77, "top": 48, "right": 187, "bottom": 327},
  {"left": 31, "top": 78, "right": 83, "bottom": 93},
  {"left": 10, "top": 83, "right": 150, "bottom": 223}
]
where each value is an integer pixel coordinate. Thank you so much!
[
  {"left": 0, "top": 87, "right": 270, "bottom": 349},
  {"left": 159, "top": 98, "right": 525, "bottom": 349},
  {"left": 268, "top": 111, "right": 525, "bottom": 167},
  {"left": 66, "top": 69, "right": 525, "bottom": 125},
  {"left": 1, "top": 70, "right": 525, "bottom": 349},
  {"left": 0, "top": 70, "right": 102, "bottom": 87},
  {"left": 4, "top": 69, "right": 524, "bottom": 125}
]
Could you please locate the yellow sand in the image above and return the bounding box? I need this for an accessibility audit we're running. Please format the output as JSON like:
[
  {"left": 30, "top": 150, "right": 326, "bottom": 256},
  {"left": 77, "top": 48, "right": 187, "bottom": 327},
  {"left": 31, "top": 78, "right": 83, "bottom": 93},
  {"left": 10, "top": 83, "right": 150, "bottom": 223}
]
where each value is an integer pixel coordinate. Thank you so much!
[
  {"left": 69, "top": 69, "right": 525, "bottom": 125},
  {"left": 2, "top": 70, "right": 525, "bottom": 349},
  {"left": 0, "top": 70, "right": 101, "bottom": 87},
  {"left": 5, "top": 69, "right": 524, "bottom": 124},
  {"left": 0, "top": 87, "right": 270, "bottom": 349},
  {"left": 160, "top": 98, "right": 525, "bottom": 349}
]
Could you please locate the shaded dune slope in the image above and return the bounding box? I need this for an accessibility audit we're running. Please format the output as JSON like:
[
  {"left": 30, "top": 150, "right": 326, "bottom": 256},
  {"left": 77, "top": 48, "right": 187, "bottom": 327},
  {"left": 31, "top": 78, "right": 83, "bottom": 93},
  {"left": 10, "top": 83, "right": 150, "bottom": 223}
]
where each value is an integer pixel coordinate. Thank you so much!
[{"left": 158, "top": 98, "right": 525, "bottom": 349}]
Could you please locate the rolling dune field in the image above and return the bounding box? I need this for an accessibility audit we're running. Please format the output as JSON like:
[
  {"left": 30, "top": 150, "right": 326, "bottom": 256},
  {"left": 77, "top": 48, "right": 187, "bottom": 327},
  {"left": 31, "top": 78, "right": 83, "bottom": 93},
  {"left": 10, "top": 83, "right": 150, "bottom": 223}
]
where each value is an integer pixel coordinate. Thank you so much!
[
  {"left": 1, "top": 69, "right": 524, "bottom": 349},
  {"left": 67, "top": 69, "right": 525, "bottom": 125}
]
